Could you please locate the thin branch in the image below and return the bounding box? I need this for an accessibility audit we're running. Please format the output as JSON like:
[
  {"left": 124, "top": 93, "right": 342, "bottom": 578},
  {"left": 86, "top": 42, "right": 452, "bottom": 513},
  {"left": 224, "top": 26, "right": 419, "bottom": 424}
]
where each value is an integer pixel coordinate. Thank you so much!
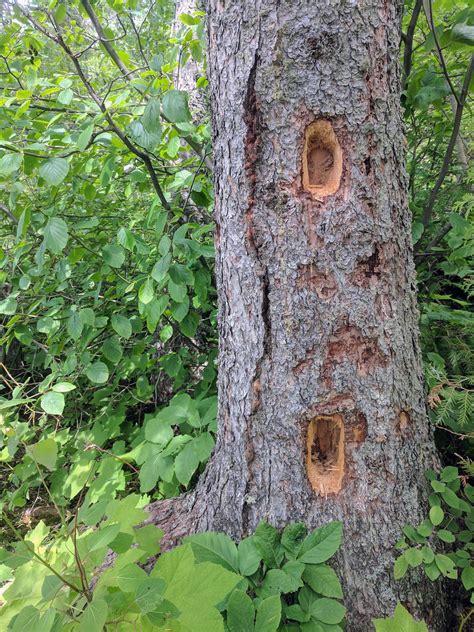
[
  {"left": 423, "top": 0, "right": 460, "bottom": 105},
  {"left": 78, "top": 0, "right": 212, "bottom": 170},
  {"left": 80, "top": 0, "right": 133, "bottom": 79},
  {"left": 0, "top": 203, "right": 18, "bottom": 223},
  {"left": 16, "top": 4, "right": 170, "bottom": 210},
  {"left": 419, "top": 54, "right": 474, "bottom": 229},
  {"left": 402, "top": 0, "right": 423, "bottom": 90}
]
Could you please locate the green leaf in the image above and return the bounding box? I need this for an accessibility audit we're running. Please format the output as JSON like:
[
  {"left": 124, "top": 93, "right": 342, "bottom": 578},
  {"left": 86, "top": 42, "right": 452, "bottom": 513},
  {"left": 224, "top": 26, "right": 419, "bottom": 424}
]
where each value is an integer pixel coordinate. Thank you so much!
[
  {"left": 10, "top": 606, "right": 41, "bottom": 631},
  {"left": 405, "top": 547, "right": 423, "bottom": 568},
  {"left": 26, "top": 438, "right": 57, "bottom": 471},
  {"left": 139, "top": 451, "right": 174, "bottom": 492},
  {"left": 452, "top": 23, "right": 474, "bottom": 46},
  {"left": 139, "top": 278, "right": 154, "bottom": 304},
  {"left": 151, "top": 254, "right": 172, "bottom": 282},
  {"left": 103, "top": 244, "right": 125, "bottom": 268},
  {"left": 77, "top": 125, "right": 94, "bottom": 151},
  {"left": 394, "top": 554, "right": 409, "bottom": 580},
  {"left": 298, "top": 522, "right": 343, "bottom": 565},
  {"left": 39, "top": 158, "right": 69, "bottom": 186},
  {"left": 111, "top": 314, "right": 132, "bottom": 339},
  {"left": 79, "top": 598, "right": 108, "bottom": 632},
  {"left": 135, "top": 577, "right": 166, "bottom": 613},
  {"left": 40, "top": 391, "right": 65, "bottom": 415},
  {"left": 67, "top": 311, "right": 83, "bottom": 340},
  {"left": 254, "top": 595, "right": 281, "bottom": 632},
  {"left": 435, "top": 553, "right": 457, "bottom": 579},
  {"left": 308, "top": 597, "right": 346, "bottom": 625},
  {"left": 58, "top": 88, "right": 73, "bottom": 105},
  {"left": 86, "top": 361, "right": 109, "bottom": 384},
  {"left": 227, "top": 589, "right": 255, "bottom": 632},
  {"left": 186, "top": 532, "right": 239, "bottom": 572},
  {"left": 440, "top": 466, "right": 459, "bottom": 483},
  {"left": 162, "top": 90, "right": 192, "bottom": 123},
  {"left": 437, "top": 529, "right": 455, "bottom": 543},
  {"left": 373, "top": 603, "right": 428, "bottom": 631},
  {"left": 302, "top": 564, "right": 343, "bottom": 598},
  {"left": 238, "top": 536, "right": 262, "bottom": 576},
  {"left": 44, "top": 217, "right": 69, "bottom": 253},
  {"left": 254, "top": 521, "right": 283, "bottom": 569},
  {"left": 0, "top": 296, "right": 17, "bottom": 315},
  {"left": 142, "top": 98, "right": 162, "bottom": 133},
  {"left": 152, "top": 542, "right": 241, "bottom": 632},
  {"left": 0, "top": 152, "right": 22, "bottom": 176},
  {"left": 52, "top": 382, "right": 76, "bottom": 393},
  {"left": 429, "top": 506, "right": 444, "bottom": 526},
  {"left": 281, "top": 523, "right": 307, "bottom": 559},
  {"left": 102, "top": 336, "right": 123, "bottom": 363},
  {"left": 115, "top": 563, "right": 148, "bottom": 592},
  {"left": 461, "top": 565, "right": 474, "bottom": 591}
]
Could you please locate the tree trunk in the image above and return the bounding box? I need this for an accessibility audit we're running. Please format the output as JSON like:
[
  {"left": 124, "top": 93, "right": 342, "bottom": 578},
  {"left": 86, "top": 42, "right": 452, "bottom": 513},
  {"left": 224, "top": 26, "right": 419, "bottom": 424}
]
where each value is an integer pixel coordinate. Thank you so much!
[{"left": 148, "top": 0, "right": 448, "bottom": 628}]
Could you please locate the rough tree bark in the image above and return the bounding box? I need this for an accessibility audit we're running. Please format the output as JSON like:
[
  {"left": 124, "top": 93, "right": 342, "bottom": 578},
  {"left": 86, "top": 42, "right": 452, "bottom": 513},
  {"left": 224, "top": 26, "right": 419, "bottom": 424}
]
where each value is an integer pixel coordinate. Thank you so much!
[{"left": 147, "top": 0, "right": 448, "bottom": 628}]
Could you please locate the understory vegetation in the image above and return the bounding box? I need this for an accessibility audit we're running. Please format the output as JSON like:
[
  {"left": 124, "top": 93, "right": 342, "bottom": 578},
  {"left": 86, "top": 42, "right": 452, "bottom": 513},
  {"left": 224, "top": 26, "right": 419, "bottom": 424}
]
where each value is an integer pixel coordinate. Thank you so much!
[{"left": 0, "top": 0, "right": 472, "bottom": 629}]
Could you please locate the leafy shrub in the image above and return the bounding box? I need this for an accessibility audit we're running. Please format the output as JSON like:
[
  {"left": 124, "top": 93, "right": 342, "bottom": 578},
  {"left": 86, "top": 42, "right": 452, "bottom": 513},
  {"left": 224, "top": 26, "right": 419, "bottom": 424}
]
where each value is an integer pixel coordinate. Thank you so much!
[
  {"left": 394, "top": 466, "right": 474, "bottom": 630},
  {"left": 0, "top": 510, "right": 344, "bottom": 631}
]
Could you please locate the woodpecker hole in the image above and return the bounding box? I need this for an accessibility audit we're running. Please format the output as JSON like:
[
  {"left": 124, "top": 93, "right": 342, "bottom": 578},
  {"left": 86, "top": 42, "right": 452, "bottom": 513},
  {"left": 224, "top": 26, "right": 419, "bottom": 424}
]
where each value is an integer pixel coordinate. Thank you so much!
[
  {"left": 302, "top": 120, "right": 342, "bottom": 197},
  {"left": 306, "top": 415, "right": 344, "bottom": 496}
]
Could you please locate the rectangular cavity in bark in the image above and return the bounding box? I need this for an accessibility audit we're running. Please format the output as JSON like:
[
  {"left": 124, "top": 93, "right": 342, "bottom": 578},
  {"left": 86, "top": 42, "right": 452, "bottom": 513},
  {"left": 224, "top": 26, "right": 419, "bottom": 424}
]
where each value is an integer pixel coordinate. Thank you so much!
[
  {"left": 306, "top": 415, "right": 344, "bottom": 495},
  {"left": 302, "top": 120, "right": 342, "bottom": 197}
]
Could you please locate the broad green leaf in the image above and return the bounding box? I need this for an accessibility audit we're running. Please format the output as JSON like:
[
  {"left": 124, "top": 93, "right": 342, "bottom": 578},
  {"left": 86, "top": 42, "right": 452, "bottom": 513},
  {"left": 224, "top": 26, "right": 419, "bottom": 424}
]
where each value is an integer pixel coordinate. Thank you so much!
[
  {"left": 135, "top": 577, "right": 166, "bottom": 613},
  {"left": 308, "top": 597, "right": 346, "bottom": 625},
  {"left": 86, "top": 361, "right": 109, "bottom": 384},
  {"left": 254, "top": 521, "right": 283, "bottom": 569},
  {"left": 452, "top": 23, "right": 474, "bottom": 46},
  {"left": 461, "top": 565, "right": 474, "bottom": 591},
  {"left": 0, "top": 152, "right": 22, "bottom": 176},
  {"left": 302, "top": 564, "right": 343, "bottom": 598},
  {"left": 281, "top": 523, "right": 306, "bottom": 559},
  {"left": 429, "top": 506, "right": 444, "bottom": 526},
  {"left": 67, "top": 311, "right": 83, "bottom": 340},
  {"left": 435, "top": 553, "right": 457, "bottom": 579},
  {"left": 44, "top": 217, "right": 69, "bottom": 253},
  {"left": 373, "top": 603, "right": 428, "bottom": 631},
  {"left": 103, "top": 244, "right": 125, "bottom": 268},
  {"left": 227, "top": 589, "right": 255, "bottom": 632},
  {"left": 40, "top": 391, "right": 65, "bottom": 415},
  {"left": 186, "top": 532, "right": 239, "bottom": 572},
  {"left": 0, "top": 296, "right": 18, "bottom": 315},
  {"left": 394, "top": 554, "right": 409, "bottom": 580},
  {"left": 142, "top": 98, "right": 162, "bottom": 133},
  {"left": 79, "top": 598, "right": 108, "bottom": 632},
  {"left": 39, "top": 158, "right": 69, "bottom": 186},
  {"left": 151, "top": 254, "right": 172, "bottom": 282},
  {"left": 77, "top": 125, "right": 94, "bottom": 151},
  {"left": 52, "top": 382, "right": 76, "bottom": 393},
  {"left": 254, "top": 595, "right": 281, "bottom": 632},
  {"left": 27, "top": 438, "right": 58, "bottom": 470},
  {"left": 238, "top": 536, "right": 262, "bottom": 576},
  {"left": 10, "top": 606, "right": 41, "bottom": 631},
  {"left": 115, "top": 563, "right": 147, "bottom": 592},
  {"left": 162, "top": 90, "right": 192, "bottom": 123},
  {"left": 139, "top": 451, "right": 174, "bottom": 492},
  {"left": 139, "top": 278, "right": 154, "bottom": 304},
  {"left": 102, "top": 336, "right": 123, "bottom": 364},
  {"left": 152, "top": 543, "right": 241, "bottom": 632},
  {"left": 111, "top": 314, "right": 132, "bottom": 339},
  {"left": 298, "top": 522, "right": 342, "bottom": 564}
]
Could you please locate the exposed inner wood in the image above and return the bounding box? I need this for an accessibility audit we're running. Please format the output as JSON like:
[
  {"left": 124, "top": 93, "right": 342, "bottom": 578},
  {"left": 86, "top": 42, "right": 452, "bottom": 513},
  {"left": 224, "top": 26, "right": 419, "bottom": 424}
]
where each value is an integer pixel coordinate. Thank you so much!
[
  {"left": 302, "top": 120, "right": 342, "bottom": 197},
  {"left": 306, "top": 415, "right": 344, "bottom": 495}
]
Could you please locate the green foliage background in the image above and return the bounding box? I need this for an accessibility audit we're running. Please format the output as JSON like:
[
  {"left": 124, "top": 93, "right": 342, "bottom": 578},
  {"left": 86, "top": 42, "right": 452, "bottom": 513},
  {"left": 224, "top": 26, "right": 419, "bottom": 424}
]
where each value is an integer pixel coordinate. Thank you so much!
[{"left": 0, "top": 0, "right": 472, "bottom": 629}]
